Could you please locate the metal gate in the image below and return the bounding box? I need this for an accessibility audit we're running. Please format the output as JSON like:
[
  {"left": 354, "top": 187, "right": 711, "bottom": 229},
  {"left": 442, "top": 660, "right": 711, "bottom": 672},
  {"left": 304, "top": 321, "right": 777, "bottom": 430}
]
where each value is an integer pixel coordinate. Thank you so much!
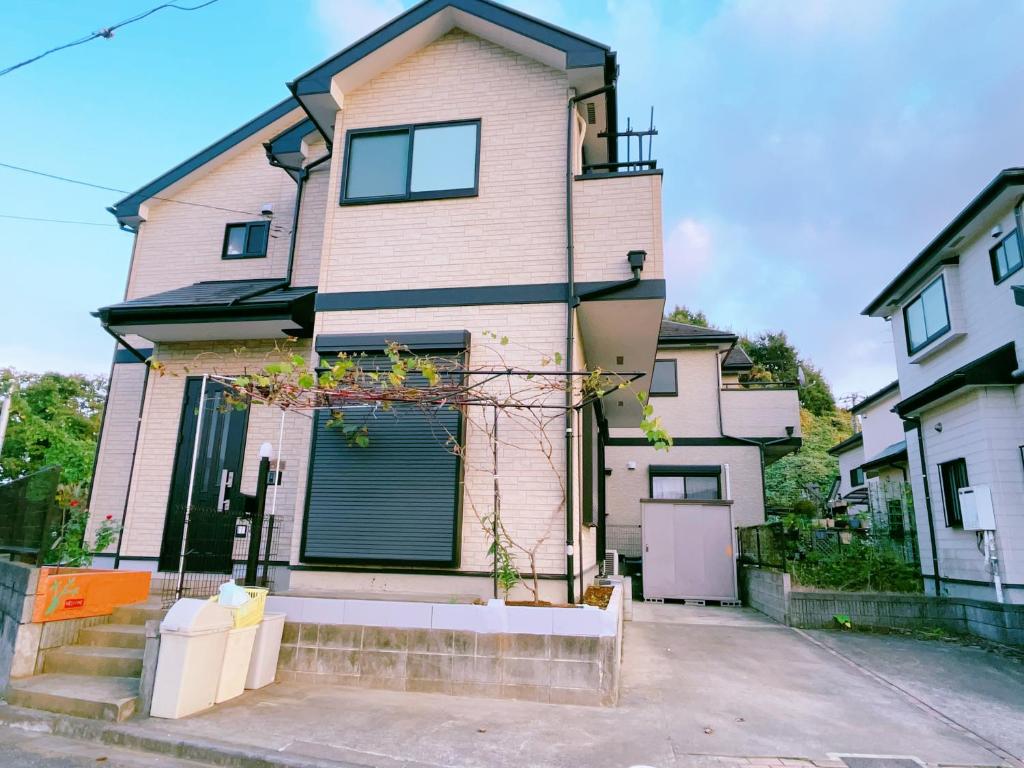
[{"left": 641, "top": 500, "right": 737, "bottom": 601}]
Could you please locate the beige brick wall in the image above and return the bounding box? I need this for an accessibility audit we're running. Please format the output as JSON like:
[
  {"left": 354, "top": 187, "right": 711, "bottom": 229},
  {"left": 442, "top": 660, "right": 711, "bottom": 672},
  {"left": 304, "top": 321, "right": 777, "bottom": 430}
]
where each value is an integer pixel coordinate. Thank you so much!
[
  {"left": 125, "top": 107, "right": 314, "bottom": 300},
  {"left": 574, "top": 173, "right": 664, "bottom": 283},
  {"left": 313, "top": 304, "right": 571, "bottom": 580},
  {"left": 119, "top": 340, "right": 313, "bottom": 559},
  {"left": 318, "top": 30, "right": 569, "bottom": 294},
  {"left": 88, "top": 360, "right": 147, "bottom": 548},
  {"left": 651, "top": 348, "right": 723, "bottom": 437}
]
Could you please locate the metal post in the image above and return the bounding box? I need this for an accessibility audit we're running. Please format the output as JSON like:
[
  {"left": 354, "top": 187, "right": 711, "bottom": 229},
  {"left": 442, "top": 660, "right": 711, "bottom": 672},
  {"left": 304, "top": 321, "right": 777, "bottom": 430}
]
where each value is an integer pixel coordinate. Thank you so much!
[
  {"left": 492, "top": 405, "right": 499, "bottom": 600},
  {"left": 245, "top": 456, "right": 270, "bottom": 586},
  {"left": 175, "top": 374, "right": 208, "bottom": 601},
  {"left": 260, "top": 514, "right": 276, "bottom": 587},
  {"left": 755, "top": 528, "right": 762, "bottom": 568},
  {"left": 0, "top": 390, "right": 11, "bottom": 459}
]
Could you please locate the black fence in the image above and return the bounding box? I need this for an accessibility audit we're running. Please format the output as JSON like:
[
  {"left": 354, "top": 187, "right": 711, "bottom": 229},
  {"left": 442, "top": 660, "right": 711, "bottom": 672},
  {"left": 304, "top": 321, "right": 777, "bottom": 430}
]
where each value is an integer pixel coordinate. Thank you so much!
[
  {"left": 157, "top": 506, "right": 281, "bottom": 608},
  {"left": 737, "top": 521, "right": 920, "bottom": 571},
  {"left": 0, "top": 466, "right": 63, "bottom": 564}
]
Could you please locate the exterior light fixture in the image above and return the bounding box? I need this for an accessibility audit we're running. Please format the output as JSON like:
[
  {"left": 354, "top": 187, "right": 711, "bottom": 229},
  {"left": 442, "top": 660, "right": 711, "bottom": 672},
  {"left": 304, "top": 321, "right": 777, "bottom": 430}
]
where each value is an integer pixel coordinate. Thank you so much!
[{"left": 258, "top": 442, "right": 274, "bottom": 459}]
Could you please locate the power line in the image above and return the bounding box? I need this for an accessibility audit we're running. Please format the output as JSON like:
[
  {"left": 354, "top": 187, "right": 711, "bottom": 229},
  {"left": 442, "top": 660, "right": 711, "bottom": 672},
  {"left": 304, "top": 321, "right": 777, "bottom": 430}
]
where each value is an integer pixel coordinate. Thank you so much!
[
  {"left": 0, "top": 213, "right": 116, "bottom": 227},
  {"left": 0, "top": 161, "right": 289, "bottom": 225},
  {"left": 0, "top": 0, "right": 221, "bottom": 78}
]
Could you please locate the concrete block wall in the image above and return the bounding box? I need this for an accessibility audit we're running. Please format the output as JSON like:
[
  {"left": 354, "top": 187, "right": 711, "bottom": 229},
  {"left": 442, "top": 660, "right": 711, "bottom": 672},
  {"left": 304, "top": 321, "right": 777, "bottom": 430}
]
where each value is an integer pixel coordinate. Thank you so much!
[
  {"left": 738, "top": 566, "right": 789, "bottom": 625},
  {"left": 278, "top": 624, "right": 619, "bottom": 705}
]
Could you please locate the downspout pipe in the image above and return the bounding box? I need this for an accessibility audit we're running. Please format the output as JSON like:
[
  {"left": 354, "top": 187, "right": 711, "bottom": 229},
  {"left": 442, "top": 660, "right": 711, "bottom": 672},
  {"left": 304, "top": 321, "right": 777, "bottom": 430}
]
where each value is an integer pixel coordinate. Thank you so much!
[
  {"left": 565, "top": 82, "right": 616, "bottom": 603},
  {"left": 904, "top": 416, "right": 942, "bottom": 596}
]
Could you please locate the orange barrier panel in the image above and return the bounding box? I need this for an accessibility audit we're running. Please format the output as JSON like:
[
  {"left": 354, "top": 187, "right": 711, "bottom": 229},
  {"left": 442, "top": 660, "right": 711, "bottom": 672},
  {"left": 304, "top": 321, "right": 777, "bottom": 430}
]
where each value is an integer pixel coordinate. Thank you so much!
[{"left": 32, "top": 568, "right": 151, "bottom": 623}]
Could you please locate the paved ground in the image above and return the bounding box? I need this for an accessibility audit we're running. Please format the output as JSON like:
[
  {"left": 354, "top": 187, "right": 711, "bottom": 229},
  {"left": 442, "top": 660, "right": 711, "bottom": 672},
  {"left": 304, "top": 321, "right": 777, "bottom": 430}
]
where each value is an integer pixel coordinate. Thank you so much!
[
  {"left": 0, "top": 723, "right": 206, "bottom": 767},
  {"left": 116, "top": 602, "right": 1023, "bottom": 768}
]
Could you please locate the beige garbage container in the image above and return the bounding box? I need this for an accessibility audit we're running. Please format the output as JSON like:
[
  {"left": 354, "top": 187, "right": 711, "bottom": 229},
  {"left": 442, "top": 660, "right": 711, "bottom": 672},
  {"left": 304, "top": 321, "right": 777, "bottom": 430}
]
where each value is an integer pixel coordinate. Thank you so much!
[
  {"left": 215, "top": 623, "right": 259, "bottom": 703},
  {"left": 245, "top": 613, "right": 286, "bottom": 690},
  {"left": 150, "top": 599, "right": 233, "bottom": 719}
]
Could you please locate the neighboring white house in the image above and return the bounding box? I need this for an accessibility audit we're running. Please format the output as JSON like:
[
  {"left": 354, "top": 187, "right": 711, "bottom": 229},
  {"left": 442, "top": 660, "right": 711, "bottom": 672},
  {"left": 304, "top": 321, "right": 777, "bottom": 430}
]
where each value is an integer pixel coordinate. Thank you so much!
[{"left": 864, "top": 168, "right": 1024, "bottom": 604}]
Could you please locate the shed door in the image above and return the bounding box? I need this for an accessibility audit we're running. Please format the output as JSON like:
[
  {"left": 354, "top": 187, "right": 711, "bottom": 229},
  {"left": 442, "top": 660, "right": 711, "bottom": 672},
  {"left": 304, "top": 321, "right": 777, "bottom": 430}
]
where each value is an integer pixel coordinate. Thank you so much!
[{"left": 641, "top": 502, "right": 737, "bottom": 600}]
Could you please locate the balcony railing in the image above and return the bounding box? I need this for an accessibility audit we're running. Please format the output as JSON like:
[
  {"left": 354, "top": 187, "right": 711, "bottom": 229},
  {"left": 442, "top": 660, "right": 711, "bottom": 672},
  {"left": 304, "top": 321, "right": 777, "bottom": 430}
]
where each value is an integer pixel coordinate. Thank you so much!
[{"left": 720, "top": 387, "right": 800, "bottom": 439}]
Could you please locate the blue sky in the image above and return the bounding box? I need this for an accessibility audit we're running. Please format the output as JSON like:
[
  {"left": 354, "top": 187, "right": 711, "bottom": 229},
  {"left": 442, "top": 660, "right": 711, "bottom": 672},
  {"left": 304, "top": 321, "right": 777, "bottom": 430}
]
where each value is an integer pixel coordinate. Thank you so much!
[{"left": 2, "top": 0, "right": 1023, "bottom": 400}]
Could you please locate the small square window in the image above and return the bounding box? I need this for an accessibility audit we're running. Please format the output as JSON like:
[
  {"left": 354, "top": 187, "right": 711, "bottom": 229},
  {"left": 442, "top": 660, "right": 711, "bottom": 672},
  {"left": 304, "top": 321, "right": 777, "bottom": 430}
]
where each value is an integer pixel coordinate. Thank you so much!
[
  {"left": 649, "top": 359, "right": 677, "bottom": 396},
  {"left": 849, "top": 467, "right": 865, "bottom": 487},
  {"left": 222, "top": 222, "right": 269, "bottom": 259},
  {"left": 939, "top": 458, "right": 969, "bottom": 527},
  {"left": 650, "top": 467, "right": 722, "bottom": 500},
  {"left": 990, "top": 229, "right": 1023, "bottom": 284}
]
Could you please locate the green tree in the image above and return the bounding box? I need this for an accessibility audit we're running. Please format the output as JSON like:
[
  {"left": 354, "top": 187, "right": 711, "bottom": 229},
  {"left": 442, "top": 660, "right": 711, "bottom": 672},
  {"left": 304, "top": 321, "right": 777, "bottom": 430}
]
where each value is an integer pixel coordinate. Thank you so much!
[
  {"left": 0, "top": 370, "right": 106, "bottom": 486},
  {"left": 666, "top": 305, "right": 709, "bottom": 327},
  {"left": 764, "top": 407, "right": 850, "bottom": 509},
  {"left": 739, "top": 331, "right": 836, "bottom": 416}
]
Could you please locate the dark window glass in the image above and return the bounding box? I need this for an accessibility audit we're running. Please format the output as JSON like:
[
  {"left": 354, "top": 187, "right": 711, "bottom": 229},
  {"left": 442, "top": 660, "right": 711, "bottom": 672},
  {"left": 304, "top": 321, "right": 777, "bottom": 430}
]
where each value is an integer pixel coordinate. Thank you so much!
[
  {"left": 342, "top": 120, "right": 479, "bottom": 203},
  {"left": 904, "top": 275, "right": 950, "bottom": 354},
  {"left": 939, "top": 458, "right": 969, "bottom": 527},
  {"left": 410, "top": 123, "right": 478, "bottom": 193},
  {"left": 850, "top": 467, "right": 865, "bottom": 486},
  {"left": 222, "top": 222, "right": 268, "bottom": 259},
  {"left": 345, "top": 131, "right": 410, "bottom": 199},
  {"left": 651, "top": 470, "right": 721, "bottom": 500},
  {"left": 990, "top": 229, "right": 1023, "bottom": 283},
  {"left": 649, "top": 359, "right": 677, "bottom": 396}
]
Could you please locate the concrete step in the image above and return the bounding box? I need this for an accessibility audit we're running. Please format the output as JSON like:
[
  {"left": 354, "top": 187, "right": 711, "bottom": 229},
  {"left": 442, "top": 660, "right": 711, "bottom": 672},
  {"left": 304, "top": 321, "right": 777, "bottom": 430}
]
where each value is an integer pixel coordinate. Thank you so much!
[
  {"left": 77, "top": 624, "right": 147, "bottom": 650},
  {"left": 111, "top": 602, "right": 166, "bottom": 626},
  {"left": 6, "top": 674, "right": 139, "bottom": 722},
  {"left": 43, "top": 645, "right": 144, "bottom": 678}
]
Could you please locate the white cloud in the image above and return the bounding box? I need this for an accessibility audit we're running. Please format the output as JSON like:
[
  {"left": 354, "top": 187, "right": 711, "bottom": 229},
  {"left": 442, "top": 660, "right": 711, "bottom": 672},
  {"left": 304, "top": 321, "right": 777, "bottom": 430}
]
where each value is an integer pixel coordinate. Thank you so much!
[
  {"left": 313, "top": 0, "right": 406, "bottom": 47},
  {"left": 665, "top": 217, "right": 714, "bottom": 281}
]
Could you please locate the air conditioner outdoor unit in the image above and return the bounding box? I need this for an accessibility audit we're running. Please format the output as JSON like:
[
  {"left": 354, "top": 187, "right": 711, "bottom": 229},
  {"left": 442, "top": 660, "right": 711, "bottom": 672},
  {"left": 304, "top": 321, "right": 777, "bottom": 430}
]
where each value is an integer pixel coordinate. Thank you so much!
[
  {"left": 603, "top": 549, "right": 620, "bottom": 576},
  {"left": 958, "top": 485, "right": 995, "bottom": 531}
]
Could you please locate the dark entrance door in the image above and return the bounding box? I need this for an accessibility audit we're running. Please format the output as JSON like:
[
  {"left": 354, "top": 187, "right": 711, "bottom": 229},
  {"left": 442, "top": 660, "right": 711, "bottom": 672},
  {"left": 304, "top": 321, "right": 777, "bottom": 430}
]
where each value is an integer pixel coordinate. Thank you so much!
[{"left": 158, "top": 378, "right": 249, "bottom": 573}]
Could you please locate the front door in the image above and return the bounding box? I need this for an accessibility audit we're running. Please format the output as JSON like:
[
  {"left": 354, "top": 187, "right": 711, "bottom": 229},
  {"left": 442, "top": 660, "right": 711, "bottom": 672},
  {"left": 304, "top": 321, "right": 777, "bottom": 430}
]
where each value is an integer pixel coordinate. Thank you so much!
[{"left": 158, "top": 378, "right": 249, "bottom": 573}]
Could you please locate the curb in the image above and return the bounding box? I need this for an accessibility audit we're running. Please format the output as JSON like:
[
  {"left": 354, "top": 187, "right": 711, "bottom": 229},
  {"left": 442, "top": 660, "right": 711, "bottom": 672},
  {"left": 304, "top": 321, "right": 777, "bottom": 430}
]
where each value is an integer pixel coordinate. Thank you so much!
[{"left": 0, "top": 703, "right": 370, "bottom": 768}]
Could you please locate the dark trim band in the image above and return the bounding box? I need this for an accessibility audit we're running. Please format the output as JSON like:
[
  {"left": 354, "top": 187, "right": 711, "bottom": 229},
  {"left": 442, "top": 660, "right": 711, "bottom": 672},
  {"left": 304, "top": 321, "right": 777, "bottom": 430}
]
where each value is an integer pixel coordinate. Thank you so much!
[
  {"left": 113, "top": 347, "right": 154, "bottom": 365},
  {"left": 316, "top": 330, "right": 469, "bottom": 354},
  {"left": 315, "top": 279, "right": 666, "bottom": 312}
]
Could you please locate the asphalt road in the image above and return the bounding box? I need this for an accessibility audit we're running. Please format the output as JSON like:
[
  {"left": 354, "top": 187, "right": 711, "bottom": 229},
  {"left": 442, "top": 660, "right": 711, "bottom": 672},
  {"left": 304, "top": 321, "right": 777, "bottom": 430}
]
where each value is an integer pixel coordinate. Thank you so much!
[{"left": 0, "top": 725, "right": 205, "bottom": 768}]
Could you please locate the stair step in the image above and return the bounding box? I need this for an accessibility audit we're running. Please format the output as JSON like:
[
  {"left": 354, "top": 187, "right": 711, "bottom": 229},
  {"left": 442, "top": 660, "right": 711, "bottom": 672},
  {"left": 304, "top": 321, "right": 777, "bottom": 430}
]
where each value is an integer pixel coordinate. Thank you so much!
[
  {"left": 43, "top": 645, "right": 144, "bottom": 678},
  {"left": 6, "top": 674, "right": 139, "bottom": 722},
  {"left": 77, "top": 624, "right": 147, "bottom": 650},
  {"left": 111, "top": 602, "right": 166, "bottom": 626}
]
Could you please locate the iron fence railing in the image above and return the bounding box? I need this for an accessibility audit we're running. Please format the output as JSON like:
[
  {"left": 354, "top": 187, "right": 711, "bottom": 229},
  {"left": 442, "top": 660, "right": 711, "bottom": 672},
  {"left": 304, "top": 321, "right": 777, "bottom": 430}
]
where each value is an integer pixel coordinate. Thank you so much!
[
  {"left": 738, "top": 519, "right": 920, "bottom": 572},
  {"left": 0, "top": 466, "right": 63, "bottom": 564}
]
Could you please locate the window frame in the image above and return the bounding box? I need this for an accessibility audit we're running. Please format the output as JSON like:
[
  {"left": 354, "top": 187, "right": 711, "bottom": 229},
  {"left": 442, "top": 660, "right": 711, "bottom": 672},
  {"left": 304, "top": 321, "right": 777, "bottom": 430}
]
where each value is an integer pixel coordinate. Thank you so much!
[
  {"left": 990, "top": 228, "right": 1023, "bottom": 284},
  {"left": 903, "top": 274, "right": 951, "bottom": 355},
  {"left": 649, "top": 359, "right": 678, "bottom": 397},
  {"left": 648, "top": 465, "right": 723, "bottom": 500},
  {"left": 339, "top": 118, "right": 482, "bottom": 206},
  {"left": 938, "top": 457, "right": 969, "bottom": 528},
  {"left": 221, "top": 221, "right": 270, "bottom": 260}
]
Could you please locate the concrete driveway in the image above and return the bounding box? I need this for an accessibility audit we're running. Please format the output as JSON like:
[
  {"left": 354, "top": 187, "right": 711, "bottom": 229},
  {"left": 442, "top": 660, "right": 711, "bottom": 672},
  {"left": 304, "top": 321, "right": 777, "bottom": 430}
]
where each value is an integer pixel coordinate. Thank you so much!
[{"left": 119, "top": 602, "right": 1023, "bottom": 768}]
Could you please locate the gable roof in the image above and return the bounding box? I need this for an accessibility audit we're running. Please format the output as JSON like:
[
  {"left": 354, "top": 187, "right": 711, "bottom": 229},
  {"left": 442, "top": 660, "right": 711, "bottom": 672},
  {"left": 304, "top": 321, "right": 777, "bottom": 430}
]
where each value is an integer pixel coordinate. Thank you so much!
[
  {"left": 861, "top": 440, "right": 908, "bottom": 472},
  {"left": 287, "top": 0, "right": 616, "bottom": 149},
  {"left": 850, "top": 380, "right": 899, "bottom": 414},
  {"left": 658, "top": 319, "right": 737, "bottom": 346},
  {"left": 827, "top": 431, "right": 863, "bottom": 456},
  {"left": 109, "top": 98, "right": 300, "bottom": 229},
  {"left": 722, "top": 346, "right": 753, "bottom": 371},
  {"left": 863, "top": 168, "right": 1024, "bottom": 316}
]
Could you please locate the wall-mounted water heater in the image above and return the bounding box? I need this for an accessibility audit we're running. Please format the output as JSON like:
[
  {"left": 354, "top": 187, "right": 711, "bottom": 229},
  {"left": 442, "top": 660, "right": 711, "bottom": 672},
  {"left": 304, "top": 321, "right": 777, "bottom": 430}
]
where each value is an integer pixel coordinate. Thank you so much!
[{"left": 958, "top": 485, "right": 995, "bottom": 530}]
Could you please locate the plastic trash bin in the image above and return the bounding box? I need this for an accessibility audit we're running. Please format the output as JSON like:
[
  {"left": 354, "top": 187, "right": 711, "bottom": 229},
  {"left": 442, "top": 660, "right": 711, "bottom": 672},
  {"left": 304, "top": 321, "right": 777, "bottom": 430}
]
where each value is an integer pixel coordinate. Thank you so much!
[
  {"left": 215, "top": 623, "right": 259, "bottom": 703},
  {"left": 245, "top": 612, "right": 285, "bottom": 690},
  {"left": 150, "top": 599, "right": 233, "bottom": 719}
]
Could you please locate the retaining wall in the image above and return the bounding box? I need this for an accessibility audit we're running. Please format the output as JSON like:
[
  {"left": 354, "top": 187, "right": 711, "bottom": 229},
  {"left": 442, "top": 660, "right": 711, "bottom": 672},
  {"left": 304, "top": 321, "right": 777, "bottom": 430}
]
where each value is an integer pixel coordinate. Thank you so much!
[
  {"left": 268, "top": 585, "right": 624, "bottom": 705},
  {"left": 739, "top": 565, "right": 1024, "bottom": 647}
]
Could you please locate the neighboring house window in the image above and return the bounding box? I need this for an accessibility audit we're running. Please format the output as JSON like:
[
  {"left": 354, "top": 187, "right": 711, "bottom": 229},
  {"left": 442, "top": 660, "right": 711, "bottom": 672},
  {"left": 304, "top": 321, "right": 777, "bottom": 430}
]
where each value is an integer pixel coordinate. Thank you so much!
[
  {"left": 649, "top": 359, "right": 677, "bottom": 396},
  {"left": 939, "top": 458, "right": 969, "bottom": 527},
  {"left": 849, "top": 467, "right": 865, "bottom": 487},
  {"left": 341, "top": 120, "right": 481, "bottom": 204},
  {"left": 649, "top": 466, "right": 721, "bottom": 500},
  {"left": 904, "top": 275, "right": 950, "bottom": 354},
  {"left": 990, "top": 229, "right": 1023, "bottom": 283},
  {"left": 222, "top": 222, "right": 269, "bottom": 259}
]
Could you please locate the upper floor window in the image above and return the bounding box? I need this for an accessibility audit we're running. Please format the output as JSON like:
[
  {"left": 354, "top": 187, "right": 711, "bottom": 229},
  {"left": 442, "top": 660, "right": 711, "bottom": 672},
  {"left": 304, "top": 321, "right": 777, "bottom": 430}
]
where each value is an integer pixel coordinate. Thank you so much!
[
  {"left": 939, "top": 457, "right": 969, "bottom": 527},
  {"left": 904, "top": 275, "right": 950, "bottom": 355},
  {"left": 849, "top": 466, "right": 865, "bottom": 487},
  {"left": 341, "top": 120, "right": 480, "bottom": 204},
  {"left": 649, "top": 359, "right": 677, "bottom": 396},
  {"left": 990, "top": 229, "right": 1023, "bottom": 284},
  {"left": 222, "top": 221, "right": 269, "bottom": 259}
]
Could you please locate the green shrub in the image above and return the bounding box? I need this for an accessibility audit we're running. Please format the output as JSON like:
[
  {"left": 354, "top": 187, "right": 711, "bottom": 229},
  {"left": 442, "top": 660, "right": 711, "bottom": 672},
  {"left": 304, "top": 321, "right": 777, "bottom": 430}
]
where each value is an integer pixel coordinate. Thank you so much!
[
  {"left": 44, "top": 482, "right": 120, "bottom": 567},
  {"left": 792, "top": 538, "right": 922, "bottom": 593}
]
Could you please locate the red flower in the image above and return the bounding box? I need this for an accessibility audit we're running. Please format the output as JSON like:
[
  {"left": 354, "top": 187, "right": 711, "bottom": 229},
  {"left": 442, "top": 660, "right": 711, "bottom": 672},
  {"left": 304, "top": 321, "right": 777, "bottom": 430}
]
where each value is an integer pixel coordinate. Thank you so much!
[
  {"left": 70, "top": 500, "right": 79, "bottom": 507},
  {"left": 105, "top": 515, "right": 113, "bottom": 521}
]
